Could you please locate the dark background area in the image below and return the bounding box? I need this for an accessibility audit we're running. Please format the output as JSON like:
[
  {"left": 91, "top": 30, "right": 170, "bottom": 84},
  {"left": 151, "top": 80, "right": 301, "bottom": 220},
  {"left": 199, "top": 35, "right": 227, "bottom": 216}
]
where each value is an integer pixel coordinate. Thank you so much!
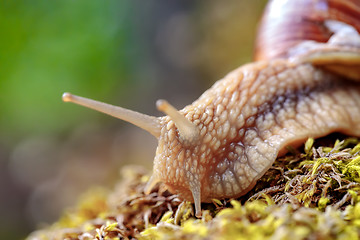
[{"left": 0, "top": 0, "right": 267, "bottom": 239}]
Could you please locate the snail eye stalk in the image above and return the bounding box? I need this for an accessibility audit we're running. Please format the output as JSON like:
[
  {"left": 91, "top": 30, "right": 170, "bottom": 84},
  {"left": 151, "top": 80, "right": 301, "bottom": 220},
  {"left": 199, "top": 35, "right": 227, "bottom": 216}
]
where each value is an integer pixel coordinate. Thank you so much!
[{"left": 62, "top": 92, "right": 161, "bottom": 138}]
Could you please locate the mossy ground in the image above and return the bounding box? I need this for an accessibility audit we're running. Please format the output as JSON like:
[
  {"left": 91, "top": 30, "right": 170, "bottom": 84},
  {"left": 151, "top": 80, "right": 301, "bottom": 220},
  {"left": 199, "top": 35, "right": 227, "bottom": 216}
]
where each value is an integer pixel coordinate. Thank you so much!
[{"left": 27, "top": 136, "right": 360, "bottom": 240}]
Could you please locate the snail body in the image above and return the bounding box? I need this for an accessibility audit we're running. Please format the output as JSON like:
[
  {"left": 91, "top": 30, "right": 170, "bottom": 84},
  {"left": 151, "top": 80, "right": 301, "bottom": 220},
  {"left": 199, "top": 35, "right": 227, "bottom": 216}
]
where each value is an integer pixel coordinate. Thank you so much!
[{"left": 63, "top": 0, "right": 360, "bottom": 217}]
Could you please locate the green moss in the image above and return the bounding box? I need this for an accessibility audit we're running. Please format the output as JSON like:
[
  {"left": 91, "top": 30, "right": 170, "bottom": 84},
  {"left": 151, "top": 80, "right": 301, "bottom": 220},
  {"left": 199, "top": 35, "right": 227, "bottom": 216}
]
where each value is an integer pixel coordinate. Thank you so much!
[
  {"left": 27, "top": 137, "right": 360, "bottom": 240},
  {"left": 56, "top": 187, "right": 109, "bottom": 228}
]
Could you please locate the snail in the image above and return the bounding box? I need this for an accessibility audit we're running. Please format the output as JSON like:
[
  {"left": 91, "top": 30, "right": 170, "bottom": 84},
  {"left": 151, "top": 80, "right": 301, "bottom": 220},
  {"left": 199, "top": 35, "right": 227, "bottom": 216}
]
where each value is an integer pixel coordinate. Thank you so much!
[{"left": 62, "top": 0, "right": 360, "bottom": 217}]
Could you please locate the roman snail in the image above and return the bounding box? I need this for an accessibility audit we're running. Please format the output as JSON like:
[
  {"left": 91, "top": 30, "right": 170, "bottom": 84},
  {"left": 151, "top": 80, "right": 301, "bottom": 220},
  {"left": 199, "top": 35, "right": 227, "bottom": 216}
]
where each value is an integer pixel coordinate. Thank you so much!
[{"left": 62, "top": 0, "right": 360, "bottom": 217}]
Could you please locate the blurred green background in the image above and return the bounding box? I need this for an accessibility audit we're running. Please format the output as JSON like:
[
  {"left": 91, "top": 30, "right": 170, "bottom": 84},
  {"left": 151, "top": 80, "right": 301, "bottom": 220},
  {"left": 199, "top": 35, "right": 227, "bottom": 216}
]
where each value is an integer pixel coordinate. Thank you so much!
[{"left": 0, "top": 0, "right": 266, "bottom": 239}]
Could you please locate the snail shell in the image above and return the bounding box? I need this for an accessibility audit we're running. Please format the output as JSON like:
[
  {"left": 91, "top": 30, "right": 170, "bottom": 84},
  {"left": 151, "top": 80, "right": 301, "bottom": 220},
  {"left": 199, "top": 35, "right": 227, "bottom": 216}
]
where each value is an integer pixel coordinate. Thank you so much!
[
  {"left": 63, "top": 0, "right": 360, "bottom": 217},
  {"left": 255, "top": 0, "right": 360, "bottom": 61}
]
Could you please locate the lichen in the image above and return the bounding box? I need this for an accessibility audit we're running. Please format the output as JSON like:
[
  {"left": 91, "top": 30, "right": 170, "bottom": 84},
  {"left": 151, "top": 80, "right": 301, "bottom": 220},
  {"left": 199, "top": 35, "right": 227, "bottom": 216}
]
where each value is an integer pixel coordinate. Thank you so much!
[{"left": 27, "top": 137, "right": 360, "bottom": 240}]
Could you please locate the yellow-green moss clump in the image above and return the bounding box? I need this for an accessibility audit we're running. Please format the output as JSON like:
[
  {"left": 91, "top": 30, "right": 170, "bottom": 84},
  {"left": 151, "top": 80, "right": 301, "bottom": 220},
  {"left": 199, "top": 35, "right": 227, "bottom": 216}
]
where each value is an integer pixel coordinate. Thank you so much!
[{"left": 27, "top": 137, "right": 360, "bottom": 240}]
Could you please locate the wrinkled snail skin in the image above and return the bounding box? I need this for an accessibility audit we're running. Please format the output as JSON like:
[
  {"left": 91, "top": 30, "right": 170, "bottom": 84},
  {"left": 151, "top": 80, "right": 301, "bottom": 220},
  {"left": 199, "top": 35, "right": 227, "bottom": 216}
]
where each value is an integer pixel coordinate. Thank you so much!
[
  {"left": 147, "top": 16, "right": 360, "bottom": 216},
  {"left": 149, "top": 60, "right": 360, "bottom": 213},
  {"left": 63, "top": 0, "right": 360, "bottom": 217}
]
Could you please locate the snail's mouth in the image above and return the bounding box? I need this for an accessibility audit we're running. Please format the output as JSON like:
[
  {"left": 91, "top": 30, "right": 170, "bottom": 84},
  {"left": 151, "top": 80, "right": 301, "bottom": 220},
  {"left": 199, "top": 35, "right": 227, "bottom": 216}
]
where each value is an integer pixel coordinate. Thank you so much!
[{"left": 163, "top": 183, "right": 194, "bottom": 202}]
